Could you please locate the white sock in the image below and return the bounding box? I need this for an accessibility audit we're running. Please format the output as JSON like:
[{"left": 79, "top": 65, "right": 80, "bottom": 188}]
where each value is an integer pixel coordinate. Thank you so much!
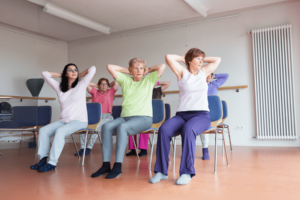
[
  {"left": 149, "top": 172, "right": 168, "bottom": 184},
  {"left": 176, "top": 174, "right": 192, "bottom": 185}
]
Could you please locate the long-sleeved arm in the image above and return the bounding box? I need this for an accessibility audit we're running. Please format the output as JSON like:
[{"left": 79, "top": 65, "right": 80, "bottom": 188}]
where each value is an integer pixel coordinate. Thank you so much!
[
  {"left": 42, "top": 71, "right": 60, "bottom": 93},
  {"left": 81, "top": 66, "right": 96, "bottom": 86},
  {"left": 212, "top": 73, "right": 229, "bottom": 87}
]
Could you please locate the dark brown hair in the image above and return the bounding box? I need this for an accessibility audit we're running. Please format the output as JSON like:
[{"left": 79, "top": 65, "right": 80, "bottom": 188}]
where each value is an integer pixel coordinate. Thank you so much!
[
  {"left": 185, "top": 48, "right": 206, "bottom": 70},
  {"left": 60, "top": 63, "right": 79, "bottom": 92},
  {"left": 98, "top": 78, "right": 110, "bottom": 87}
]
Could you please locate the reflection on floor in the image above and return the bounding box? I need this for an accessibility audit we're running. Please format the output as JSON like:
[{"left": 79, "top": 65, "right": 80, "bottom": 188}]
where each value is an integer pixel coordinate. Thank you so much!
[{"left": 1, "top": 144, "right": 300, "bottom": 200}]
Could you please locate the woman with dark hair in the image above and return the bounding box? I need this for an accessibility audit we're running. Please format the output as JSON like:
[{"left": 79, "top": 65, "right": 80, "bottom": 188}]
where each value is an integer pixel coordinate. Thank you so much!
[
  {"left": 30, "top": 64, "right": 96, "bottom": 172},
  {"left": 150, "top": 48, "right": 221, "bottom": 185},
  {"left": 74, "top": 78, "right": 119, "bottom": 156},
  {"left": 91, "top": 58, "right": 166, "bottom": 179},
  {"left": 126, "top": 80, "right": 170, "bottom": 157}
]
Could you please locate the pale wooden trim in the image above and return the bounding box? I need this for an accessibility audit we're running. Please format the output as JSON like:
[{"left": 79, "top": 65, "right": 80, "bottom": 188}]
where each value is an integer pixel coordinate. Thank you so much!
[
  {"left": 86, "top": 85, "right": 248, "bottom": 99},
  {"left": 0, "top": 95, "right": 56, "bottom": 101}
]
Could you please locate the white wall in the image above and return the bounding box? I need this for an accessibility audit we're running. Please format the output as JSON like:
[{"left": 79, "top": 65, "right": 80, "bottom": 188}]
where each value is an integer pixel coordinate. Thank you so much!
[
  {"left": 68, "top": 2, "right": 300, "bottom": 147},
  {"left": 0, "top": 23, "right": 68, "bottom": 120},
  {"left": 0, "top": 23, "right": 68, "bottom": 147}
]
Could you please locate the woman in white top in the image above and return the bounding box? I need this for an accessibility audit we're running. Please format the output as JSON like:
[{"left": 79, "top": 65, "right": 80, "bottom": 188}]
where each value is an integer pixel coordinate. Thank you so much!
[
  {"left": 30, "top": 64, "right": 96, "bottom": 172},
  {"left": 150, "top": 48, "right": 221, "bottom": 185}
]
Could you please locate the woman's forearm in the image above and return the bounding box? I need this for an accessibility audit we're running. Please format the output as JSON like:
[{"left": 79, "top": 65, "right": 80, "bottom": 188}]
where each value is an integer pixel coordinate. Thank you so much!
[
  {"left": 203, "top": 57, "right": 221, "bottom": 64},
  {"left": 79, "top": 68, "right": 90, "bottom": 78},
  {"left": 48, "top": 72, "right": 62, "bottom": 78},
  {"left": 89, "top": 82, "right": 99, "bottom": 88}
]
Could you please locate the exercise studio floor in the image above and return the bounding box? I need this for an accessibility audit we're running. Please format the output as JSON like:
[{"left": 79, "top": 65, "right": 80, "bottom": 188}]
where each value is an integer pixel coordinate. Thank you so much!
[{"left": 1, "top": 144, "right": 300, "bottom": 200}]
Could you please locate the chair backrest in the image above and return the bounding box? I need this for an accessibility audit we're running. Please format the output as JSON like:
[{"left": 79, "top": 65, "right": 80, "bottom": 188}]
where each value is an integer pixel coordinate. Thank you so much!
[
  {"left": 221, "top": 100, "right": 228, "bottom": 123},
  {"left": 86, "top": 103, "right": 102, "bottom": 130},
  {"left": 152, "top": 99, "right": 165, "bottom": 128},
  {"left": 0, "top": 106, "right": 52, "bottom": 128},
  {"left": 112, "top": 106, "right": 122, "bottom": 119},
  {"left": 208, "top": 95, "right": 223, "bottom": 127},
  {"left": 164, "top": 103, "right": 171, "bottom": 121},
  {"left": 38, "top": 106, "right": 52, "bottom": 127}
]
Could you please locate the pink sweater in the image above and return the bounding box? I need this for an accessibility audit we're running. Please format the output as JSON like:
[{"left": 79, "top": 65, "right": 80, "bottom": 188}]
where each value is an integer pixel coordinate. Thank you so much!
[
  {"left": 89, "top": 87, "right": 116, "bottom": 114},
  {"left": 42, "top": 66, "right": 96, "bottom": 123}
]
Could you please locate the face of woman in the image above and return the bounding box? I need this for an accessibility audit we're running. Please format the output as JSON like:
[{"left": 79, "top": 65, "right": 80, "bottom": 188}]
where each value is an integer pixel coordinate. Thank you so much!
[
  {"left": 99, "top": 80, "right": 109, "bottom": 93},
  {"left": 66, "top": 65, "right": 78, "bottom": 79},
  {"left": 189, "top": 56, "right": 204, "bottom": 71},
  {"left": 131, "top": 63, "right": 145, "bottom": 79}
]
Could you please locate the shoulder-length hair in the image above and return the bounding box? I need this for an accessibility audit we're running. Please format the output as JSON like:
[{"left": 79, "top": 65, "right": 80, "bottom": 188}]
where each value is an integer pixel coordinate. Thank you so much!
[
  {"left": 60, "top": 63, "right": 79, "bottom": 92},
  {"left": 185, "top": 48, "right": 206, "bottom": 70}
]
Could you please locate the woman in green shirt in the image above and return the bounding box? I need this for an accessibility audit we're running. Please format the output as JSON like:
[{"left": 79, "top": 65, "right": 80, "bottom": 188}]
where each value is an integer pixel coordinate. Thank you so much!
[{"left": 91, "top": 58, "right": 166, "bottom": 179}]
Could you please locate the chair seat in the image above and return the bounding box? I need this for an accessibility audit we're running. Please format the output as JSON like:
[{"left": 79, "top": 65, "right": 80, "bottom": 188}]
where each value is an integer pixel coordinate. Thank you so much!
[
  {"left": 202, "top": 126, "right": 222, "bottom": 134},
  {"left": 74, "top": 128, "right": 97, "bottom": 134},
  {"left": 140, "top": 127, "right": 159, "bottom": 134}
]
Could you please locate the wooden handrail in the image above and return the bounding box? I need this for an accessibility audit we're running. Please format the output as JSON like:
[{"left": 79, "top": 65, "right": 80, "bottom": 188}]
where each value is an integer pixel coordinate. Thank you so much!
[
  {"left": 86, "top": 85, "right": 248, "bottom": 99},
  {"left": 0, "top": 95, "right": 56, "bottom": 102}
]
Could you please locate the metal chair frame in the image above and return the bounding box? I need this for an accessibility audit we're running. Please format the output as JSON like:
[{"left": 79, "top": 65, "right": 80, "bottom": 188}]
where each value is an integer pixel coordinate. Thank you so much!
[
  {"left": 173, "top": 95, "right": 227, "bottom": 174},
  {"left": 217, "top": 100, "right": 232, "bottom": 151},
  {"left": 131, "top": 99, "right": 166, "bottom": 170},
  {"left": 71, "top": 103, "right": 102, "bottom": 166}
]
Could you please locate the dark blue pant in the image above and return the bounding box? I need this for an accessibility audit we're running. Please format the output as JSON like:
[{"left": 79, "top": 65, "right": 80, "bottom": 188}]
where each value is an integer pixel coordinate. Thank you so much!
[{"left": 154, "top": 111, "right": 210, "bottom": 177}]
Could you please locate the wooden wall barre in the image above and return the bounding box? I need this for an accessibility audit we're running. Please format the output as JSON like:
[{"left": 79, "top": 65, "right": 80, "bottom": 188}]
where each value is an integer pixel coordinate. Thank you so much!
[
  {"left": 0, "top": 95, "right": 56, "bottom": 103},
  {"left": 86, "top": 85, "right": 248, "bottom": 100}
]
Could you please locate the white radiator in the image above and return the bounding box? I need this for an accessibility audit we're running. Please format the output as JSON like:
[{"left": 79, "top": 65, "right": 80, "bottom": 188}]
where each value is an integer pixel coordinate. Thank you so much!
[{"left": 251, "top": 24, "right": 297, "bottom": 140}]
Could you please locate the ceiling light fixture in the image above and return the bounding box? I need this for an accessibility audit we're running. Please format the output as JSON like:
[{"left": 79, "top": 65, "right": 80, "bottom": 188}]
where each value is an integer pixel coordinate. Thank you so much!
[
  {"left": 27, "top": 1, "right": 111, "bottom": 34},
  {"left": 184, "top": 0, "right": 212, "bottom": 17},
  {"left": 43, "top": 3, "right": 111, "bottom": 34}
]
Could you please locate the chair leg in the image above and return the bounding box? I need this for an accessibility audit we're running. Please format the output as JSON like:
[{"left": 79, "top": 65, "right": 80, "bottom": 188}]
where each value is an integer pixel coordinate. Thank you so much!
[
  {"left": 82, "top": 130, "right": 88, "bottom": 166},
  {"left": 131, "top": 135, "right": 140, "bottom": 161},
  {"left": 71, "top": 134, "right": 80, "bottom": 159},
  {"left": 173, "top": 136, "right": 176, "bottom": 171},
  {"left": 97, "top": 132, "right": 102, "bottom": 147},
  {"left": 149, "top": 135, "right": 152, "bottom": 147},
  {"left": 214, "top": 130, "right": 218, "bottom": 174},
  {"left": 149, "top": 131, "right": 156, "bottom": 170},
  {"left": 169, "top": 140, "right": 173, "bottom": 163},
  {"left": 18, "top": 131, "right": 23, "bottom": 155},
  {"left": 222, "top": 131, "right": 229, "bottom": 166},
  {"left": 222, "top": 133, "right": 224, "bottom": 156},
  {"left": 226, "top": 125, "right": 233, "bottom": 151}
]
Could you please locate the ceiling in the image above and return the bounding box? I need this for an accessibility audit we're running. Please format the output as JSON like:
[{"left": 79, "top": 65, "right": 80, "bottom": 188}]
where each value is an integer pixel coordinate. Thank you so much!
[{"left": 0, "top": 0, "right": 295, "bottom": 41}]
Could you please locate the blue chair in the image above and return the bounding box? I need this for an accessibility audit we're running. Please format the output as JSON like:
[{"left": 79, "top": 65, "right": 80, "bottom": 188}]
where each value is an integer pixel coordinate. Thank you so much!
[
  {"left": 172, "top": 95, "right": 225, "bottom": 173},
  {"left": 131, "top": 99, "right": 165, "bottom": 169},
  {"left": 200, "top": 95, "right": 228, "bottom": 173},
  {"left": 112, "top": 105, "right": 122, "bottom": 119},
  {"left": 71, "top": 103, "right": 102, "bottom": 166},
  {"left": 217, "top": 100, "right": 232, "bottom": 151}
]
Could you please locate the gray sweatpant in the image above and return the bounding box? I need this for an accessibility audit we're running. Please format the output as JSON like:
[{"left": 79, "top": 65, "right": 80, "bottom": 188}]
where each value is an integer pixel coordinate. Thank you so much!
[
  {"left": 80, "top": 113, "right": 114, "bottom": 149},
  {"left": 102, "top": 116, "right": 152, "bottom": 163}
]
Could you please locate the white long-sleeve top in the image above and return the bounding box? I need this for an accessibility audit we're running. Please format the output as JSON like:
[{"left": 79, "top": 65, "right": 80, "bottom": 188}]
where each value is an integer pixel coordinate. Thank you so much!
[{"left": 42, "top": 66, "right": 96, "bottom": 123}]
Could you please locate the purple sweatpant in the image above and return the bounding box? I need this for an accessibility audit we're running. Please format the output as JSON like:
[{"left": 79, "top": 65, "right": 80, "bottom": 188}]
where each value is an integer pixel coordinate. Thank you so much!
[{"left": 154, "top": 111, "right": 210, "bottom": 177}]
